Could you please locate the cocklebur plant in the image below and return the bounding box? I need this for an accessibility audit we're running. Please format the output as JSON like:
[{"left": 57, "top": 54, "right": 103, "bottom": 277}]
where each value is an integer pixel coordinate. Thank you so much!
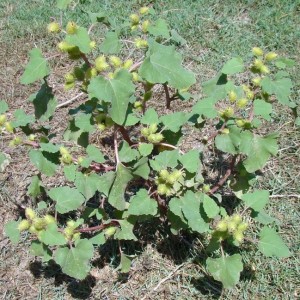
[{"left": 2, "top": 2, "right": 295, "bottom": 289}]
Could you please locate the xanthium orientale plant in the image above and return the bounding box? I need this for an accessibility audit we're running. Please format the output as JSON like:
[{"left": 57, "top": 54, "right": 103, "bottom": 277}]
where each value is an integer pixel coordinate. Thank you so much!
[{"left": 2, "top": 2, "right": 295, "bottom": 289}]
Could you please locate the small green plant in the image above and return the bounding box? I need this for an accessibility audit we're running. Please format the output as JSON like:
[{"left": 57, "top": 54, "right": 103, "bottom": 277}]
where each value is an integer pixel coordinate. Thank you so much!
[{"left": 2, "top": 2, "right": 295, "bottom": 289}]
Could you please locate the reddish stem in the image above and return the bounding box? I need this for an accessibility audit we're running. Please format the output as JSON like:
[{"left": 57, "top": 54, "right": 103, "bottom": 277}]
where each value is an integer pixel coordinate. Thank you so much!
[
  {"left": 209, "top": 155, "right": 239, "bottom": 194},
  {"left": 163, "top": 84, "right": 171, "bottom": 109},
  {"left": 81, "top": 53, "right": 92, "bottom": 68},
  {"left": 206, "top": 122, "right": 226, "bottom": 143},
  {"left": 76, "top": 220, "right": 119, "bottom": 233},
  {"left": 116, "top": 125, "right": 134, "bottom": 145}
]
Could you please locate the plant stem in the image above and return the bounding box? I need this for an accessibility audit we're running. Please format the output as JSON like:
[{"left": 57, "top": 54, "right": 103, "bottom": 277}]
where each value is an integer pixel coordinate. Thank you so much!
[
  {"left": 163, "top": 83, "right": 171, "bottom": 109},
  {"left": 209, "top": 155, "right": 239, "bottom": 194},
  {"left": 76, "top": 220, "right": 119, "bottom": 233},
  {"left": 116, "top": 125, "right": 134, "bottom": 145}
]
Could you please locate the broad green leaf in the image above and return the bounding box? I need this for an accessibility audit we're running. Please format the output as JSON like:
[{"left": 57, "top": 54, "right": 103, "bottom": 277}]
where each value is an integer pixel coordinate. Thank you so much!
[
  {"left": 48, "top": 186, "right": 85, "bottom": 214},
  {"left": 27, "top": 175, "right": 43, "bottom": 198},
  {"left": 4, "top": 220, "right": 20, "bottom": 245},
  {"left": 160, "top": 112, "right": 187, "bottom": 132},
  {"left": 119, "top": 141, "right": 139, "bottom": 163},
  {"left": 108, "top": 164, "right": 133, "bottom": 210},
  {"left": 261, "top": 77, "right": 294, "bottom": 107},
  {"left": 39, "top": 142, "right": 60, "bottom": 153},
  {"left": 63, "top": 119, "right": 89, "bottom": 148},
  {"left": 202, "top": 73, "right": 227, "bottom": 100},
  {"left": 0, "top": 100, "right": 8, "bottom": 114},
  {"left": 258, "top": 227, "right": 291, "bottom": 258},
  {"left": 240, "top": 133, "right": 278, "bottom": 172},
  {"left": 30, "top": 240, "right": 52, "bottom": 262},
  {"left": 96, "top": 171, "right": 115, "bottom": 196},
  {"left": 275, "top": 58, "right": 295, "bottom": 69},
  {"left": 215, "top": 125, "right": 242, "bottom": 154},
  {"left": 29, "top": 150, "right": 58, "bottom": 176},
  {"left": 81, "top": 144, "right": 105, "bottom": 167},
  {"left": 141, "top": 108, "right": 159, "bottom": 125},
  {"left": 179, "top": 149, "right": 201, "bottom": 173},
  {"left": 118, "top": 253, "right": 134, "bottom": 273},
  {"left": 28, "top": 83, "right": 57, "bottom": 121},
  {"left": 148, "top": 18, "right": 170, "bottom": 38},
  {"left": 128, "top": 189, "right": 158, "bottom": 216},
  {"left": 203, "top": 195, "right": 220, "bottom": 218},
  {"left": 100, "top": 31, "right": 121, "bottom": 54},
  {"left": 115, "top": 219, "right": 137, "bottom": 241},
  {"left": 75, "top": 113, "right": 95, "bottom": 133},
  {"left": 90, "top": 232, "right": 106, "bottom": 245},
  {"left": 39, "top": 224, "right": 66, "bottom": 246},
  {"left": 88, "top": 70, "right": 135, "bottom": 125},
  {"left": 295, "top": 117, "right": 300, "bottom": 127},
  {"left": 181, "top": 191, "right": 209, "bottom": 233},
  {"left": 206, "top": 254, "right": 243, "bottom": 288},
  {"left": 139, "top": 41, "right": 195, "bottom": 89},
  {"left": 11, "top": 109, "right": 34, "bottom": 127},
  {"left": 88, "top": 11, "right": 111, "bottom": 25},
  {"left": 241, "top": 190, "right": 269, "bottom": 212},
  {"left": 74, "top": 172, "right": 99, "bottom": 200},
  {"left": 66, "top": 27, "right": 92, "bottom": 54},
  {"left": 192, "top": 98, "right": 218, "bottom": 118},
  {"left": 251, "top": 210, "right": 277, "bottom": 225},
  {"left": 54, "top": 239, "right": 94, "bottom": 280},
  {"left": 56, "top": 0, "right": 72, "bottom": 9},
  {"left": 132, "top": 157, "right": 150, "bottom": 180},
  {"left": 221, "top": 57, "right": 244, "bottom": 75},
  {"left": 138, "top": 143, "right": 153, "bottom": 156},
  {"left": 20, "top": 48, "right": 50, "bottom": 84},
  {"left": 150, "top": 150, "right": 179, "bottom": 171},
  {"left": 64, "top": 164, "right": 77, "bottom": 181},
  {"left": 170, "top": 29, "right": 186, "bottom": 45},
  {"left": 253, "top": 99, "right": 272, "bottom": 121},
  {"left": 168, "top": 197, "right": 188, "bottom": 224}
]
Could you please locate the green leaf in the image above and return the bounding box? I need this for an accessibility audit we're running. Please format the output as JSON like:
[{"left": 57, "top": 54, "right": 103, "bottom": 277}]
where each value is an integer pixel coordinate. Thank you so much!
[
  {"left": 39, "top": 224, "right": 66, "bottom": 246},
  {"left": 115, "top": 219, "right": 137, "bottom": 241},
  {"left": 90, "top": 232, "right": 106, "bottom": 245},
  {"left": 261, "top": 77, "right": 294, "bottom": 107},
  {"left": 139, "top": 41, "right": 195, "bottom": 90},
  {"left": 4, "top": 220, "right": 20, "bottom": 245},
  {"left": 100, "top": 31, "right": 121, "bottom": 54},
  {"left": 275, "top": 58, "right": 295, "bottom": 69},
  {"left": 56, "top": 0, "right": 72, "bottom": 9},
  {"left": 206, "top": 254, "right": 243, "bottom": 288},
  {"left": 160, "top": 112, "right": 187, "bottom": 132},
  {"left": 192, "top": 98, "right": 218, "bottom": 118},
  {"left": 108, "top": 164, "right": 133, "bottom": 210},
  {"left": 240, "top": 133, "right": 278, "bottom": 173},
  {"left": 170, "top": 29, "right": 186, "bottom": 45},
  {"left": 128, "top": 189, "right": 158, "bottom": 216},
  {"left": 96, "top": 171, "right": 115, "bottom": 196},
  {"left": 39, "top": 142, "right": 60, "bottom": 153},
  {"left": 118, "top": 253, "right": 134, "bottom": 273},
  {"left": 48, "top": 186, "right": 85, "bottom": 214},
  {"left": 251, "top": 210, "right": 277, "bottom": 225},
  {"left": 179, "top": 149, "right": 201, "bottom": 173},
  {"left": 63, "top": 119, "right": 89, "bottom": 148},
  {"left": 88, "top": 70, "right": 135, "bottom": 125},
  {"left": 11, "top": 109, "right": 35, "bottom": 127},
  {"left": 138, "top": 143, "right": 153, "bottom": 156},
  {"left": 74, "top": 172, "right": 99, "bottom": 200},
  {"left": 132, "top": 157, "right": 150, "bottom": 180},
  {"left": 148, "top": 18, "right": 170, "bottom": 38},
  {"left": 203, "top": 195, "right": 220, "bottom": 218},
  {"left": 88, "top": 11, "right": 111, "bottom": 25},
  {"left": 75, "top": 113, "right": 95, "bottom": 133},
  {"left": 81, "top": 145, "right": 105, "bottom": 167},
  {"left": 181, "top": 191, "right": 209, "bottom": 233},
  {"left": 221, "top": 57, "right": 244, "bottom": 75},
  {"left": 0, "top": 100, "right": 8, "bottom": 114},
  {"left": 202, "top": 73, "right": 227, "bottom": 100},
  {"left": 258, "top": 227, "right": 291, "bottom": 258},
  {"left": 64, "top": 164, "right": 77, "bottom": 181},
  {"left": 141, "top": 108, "right": 159, "bottom": 125},
  {"left": 29, "top": 150, "right": 58, "bottom": 176},
  {"left": 241, "top": 190, "right": 269, "bottom": 212},
  {"left": 54, "top": 239, "right": 94, "bottom": 280},
  {"left": 66, "top": 27, "right": 92, "bottom": 54},
  {"left": 150, "top": 150, "right": 179, "bottom": 171},
  {"left": 27, "top": 175, "right": 43, "bottom": 198},
  {"left": 28, "top": 83, "right": 57, "bottom": 121},
  {"left": 253, "top": 99, "right": 272, "bottom": 121},
  {"left": 20, "top": 48, "right": 50, "bottom": 84},
  {"left": 30, "top": 240, "right": 52, "bottom": 262},
  {"left": 215, "top": 125, "right": 242, "bottom": 154},
  {"left": 168, "top": 197, "right": 188, "bottom": 225},
  {"left": 119, "top": 141, "right": 139, "bottom": 163}
]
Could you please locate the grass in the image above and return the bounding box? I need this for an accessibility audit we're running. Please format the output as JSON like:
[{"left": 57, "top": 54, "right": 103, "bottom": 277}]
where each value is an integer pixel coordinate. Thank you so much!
[{"left": 0, "top": 0, "right": 299, "bottom": 299}]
